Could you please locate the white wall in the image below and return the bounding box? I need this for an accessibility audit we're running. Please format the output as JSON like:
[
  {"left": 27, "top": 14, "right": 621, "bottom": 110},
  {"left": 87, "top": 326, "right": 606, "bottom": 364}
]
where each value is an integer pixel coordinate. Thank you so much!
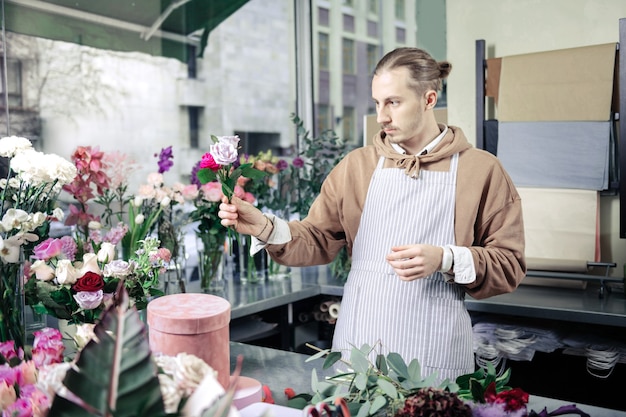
[{"left": 446, "top": 0, "right": 626, "bottom": 277}]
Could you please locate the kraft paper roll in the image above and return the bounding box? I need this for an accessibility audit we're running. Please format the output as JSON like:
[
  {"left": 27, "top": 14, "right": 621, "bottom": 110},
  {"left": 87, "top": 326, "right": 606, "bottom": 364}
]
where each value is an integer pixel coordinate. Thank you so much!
[
  {"left": 517, "top": 187, "right": 599, "bottom": 270},
  {"left": 498, "top": 43, "right": 616, "bottom": 122},
  {"left": 328, "top": 303, "right": 340, "bottom": 319}
]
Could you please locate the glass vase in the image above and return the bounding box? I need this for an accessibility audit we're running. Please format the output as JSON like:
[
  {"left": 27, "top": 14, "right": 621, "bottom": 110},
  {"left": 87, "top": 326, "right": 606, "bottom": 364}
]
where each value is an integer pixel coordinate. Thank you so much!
[
  {"left": 0, "top": 249, "right": 26, "bottom": 349},
  {"left": 198, "top": 246, "right": 225, "bottom": 292}
]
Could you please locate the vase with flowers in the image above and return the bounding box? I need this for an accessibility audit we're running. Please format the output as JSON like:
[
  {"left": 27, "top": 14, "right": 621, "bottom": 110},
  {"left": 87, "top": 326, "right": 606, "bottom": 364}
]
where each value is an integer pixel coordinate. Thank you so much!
[
  {"left": 195, "top": 135, "right": 266, "bottom": 284},
  {"left": 0, "top": 136, "right": 77, "bottom": 350},
  {"left": 24, "top": 235, "right": 170, "bottom": 328}
]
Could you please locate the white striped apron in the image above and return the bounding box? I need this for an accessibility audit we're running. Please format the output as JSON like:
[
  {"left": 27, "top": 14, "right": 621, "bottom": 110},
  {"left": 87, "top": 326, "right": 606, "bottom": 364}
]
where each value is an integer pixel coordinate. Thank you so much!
[{"left": 331, "top": 153, "right": 473, "bottom": 382}]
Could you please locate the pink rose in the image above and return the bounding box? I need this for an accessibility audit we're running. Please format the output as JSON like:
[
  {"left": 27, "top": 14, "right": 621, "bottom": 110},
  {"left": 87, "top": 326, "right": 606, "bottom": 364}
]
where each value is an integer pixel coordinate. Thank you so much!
[
  {"left": 33, "top": 238, "right": 63, "bottom": 261},
  {"left": 201, "top": 182, "right": 223, "bottom": 202},
  {"left": 200, "top": 152, "right": 221, "bottom": 172}
]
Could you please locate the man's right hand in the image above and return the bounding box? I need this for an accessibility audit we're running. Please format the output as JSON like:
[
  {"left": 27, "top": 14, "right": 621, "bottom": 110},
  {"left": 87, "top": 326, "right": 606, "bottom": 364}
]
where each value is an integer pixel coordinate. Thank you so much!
[{"left": 218, "top": 196, "right": 267, "bottom": 237}]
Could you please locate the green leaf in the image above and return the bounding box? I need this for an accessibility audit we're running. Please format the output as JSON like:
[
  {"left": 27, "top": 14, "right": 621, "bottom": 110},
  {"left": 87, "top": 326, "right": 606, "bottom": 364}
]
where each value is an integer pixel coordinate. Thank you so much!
[
  {"left": 322, "top": 351, "right": 342, "bottom": 369},
  {"left": 370, "top": 396, "right": 387, "bottom": 415},
  {"left": 375, "top": 354, "right": 388, "bottom": 375},
  {"left": 47, "top": 287, "right": 166, "bottom": 417},
  {"left": 240, "top": 165, "right": 268, "bottom": 180},
  {"left": 406, "top": 359, "right": 421, "bottom": 382},
  {"left": 350, "top": 347, "right": 370, "bottom": 373},
  {"left": 197, "top": 168, "right": 217, "bottom": 184},
  {"left": 355, "top": 401, "right": 370, "bottom": 417},
  {"left": 354, "top": 373, "right": 367, "bottom": 391},
  {"left": 387, "top": 352, "right": 409, "bottom": 380},
  {"left": 376, "top": 379, "right": 397, "bottom": 399}
]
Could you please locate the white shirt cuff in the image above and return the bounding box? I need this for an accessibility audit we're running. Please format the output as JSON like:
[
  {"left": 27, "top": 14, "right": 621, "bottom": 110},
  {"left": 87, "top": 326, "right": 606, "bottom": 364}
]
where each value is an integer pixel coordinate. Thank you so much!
[
  {"left": 448, "top": 245, "right": 476, "bottom": 284},
  {"left": 250, "top": 213, "right": 292, "bottom": 255}
]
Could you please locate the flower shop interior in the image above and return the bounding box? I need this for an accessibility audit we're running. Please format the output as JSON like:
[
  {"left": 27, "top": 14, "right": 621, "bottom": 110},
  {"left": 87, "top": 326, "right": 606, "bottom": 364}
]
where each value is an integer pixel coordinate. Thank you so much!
[{"left": 2, "top": 0, "right": 626, "bottom": 416}]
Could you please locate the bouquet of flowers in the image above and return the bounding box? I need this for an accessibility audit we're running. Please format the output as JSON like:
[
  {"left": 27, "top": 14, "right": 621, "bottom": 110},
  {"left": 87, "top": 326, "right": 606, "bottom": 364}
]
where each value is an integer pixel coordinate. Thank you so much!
[
  {"left": 0, "top": 136, "right": 76, "bottom": 348},
  {"left": 24, "top": 236, "right": 170, "bottom": 325},
  {"left": 195, "top": 135, "right": 266, "bottom": 255}
]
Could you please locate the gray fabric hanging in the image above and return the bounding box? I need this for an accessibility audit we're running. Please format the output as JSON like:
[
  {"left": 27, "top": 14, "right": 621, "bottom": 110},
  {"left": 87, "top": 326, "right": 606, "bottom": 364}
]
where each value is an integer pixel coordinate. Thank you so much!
[{"left": 497, "top": 121, "right": 610, "bottom": 190}]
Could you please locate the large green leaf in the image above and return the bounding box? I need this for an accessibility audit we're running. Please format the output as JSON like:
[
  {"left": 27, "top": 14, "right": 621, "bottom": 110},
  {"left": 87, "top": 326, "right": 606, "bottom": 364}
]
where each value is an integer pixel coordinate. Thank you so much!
[{"left": 47, "top": 288, "right": 166, "bottom": 417}]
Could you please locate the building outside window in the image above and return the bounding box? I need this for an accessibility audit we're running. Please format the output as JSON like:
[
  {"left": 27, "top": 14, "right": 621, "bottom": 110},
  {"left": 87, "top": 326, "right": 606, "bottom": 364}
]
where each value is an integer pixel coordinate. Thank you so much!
[
  {"left": 367, "top": 44, "right": 379, "bottom": 74},
  {"left": 395, "top": 0, "right": 406, "bottom": 21},
  {"left": 319, "top": 32, "right": 330, "bottom": 71},
  {"left": 342, "top": 38, "right": 355, "bottom": 74},
  {"left": 0, "top": 59, "right": 22, "bottom": 108},
  {"left": 317, "top": 104, "right": 331, "bottom": 133},
  {"left": 342, "top": 106, "right": 355, "bottom": 144},
  {"left": 369, "top": 0, "right": 379, "bottom": 15}
]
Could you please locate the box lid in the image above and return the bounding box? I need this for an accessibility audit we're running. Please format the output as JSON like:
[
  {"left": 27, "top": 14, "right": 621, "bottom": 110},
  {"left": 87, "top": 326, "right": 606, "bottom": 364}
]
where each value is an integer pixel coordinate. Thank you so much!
[{"left": 147, "top": 293, "right": 231, "bottom": 334}]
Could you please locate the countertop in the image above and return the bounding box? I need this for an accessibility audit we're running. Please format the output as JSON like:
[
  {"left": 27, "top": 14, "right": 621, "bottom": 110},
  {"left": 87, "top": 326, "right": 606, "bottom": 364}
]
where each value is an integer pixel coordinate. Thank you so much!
[
  {"left": 183, "top": 265, "right": 626, "bottom": 328},
  {"left": 229, "top": 342, "right": 626, "bottom": 416}
]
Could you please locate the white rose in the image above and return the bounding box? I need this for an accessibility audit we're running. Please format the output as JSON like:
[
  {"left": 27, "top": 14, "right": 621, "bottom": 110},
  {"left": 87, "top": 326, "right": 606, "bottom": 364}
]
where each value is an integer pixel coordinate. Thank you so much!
[
  {"left": 52, "top": 207, "right": 65, "bottom": 222},
  {"left": 78, "top": 253, "right": 101, "bottom": 276},
  {"left": 30, "top": 260, "right": 56, "bottom": 281},
  {"left": 97, "top": 242, "right": 116, "bottom": 263},
  {"left": 55, "top": 259, "right": 80, "bottom": 285}
]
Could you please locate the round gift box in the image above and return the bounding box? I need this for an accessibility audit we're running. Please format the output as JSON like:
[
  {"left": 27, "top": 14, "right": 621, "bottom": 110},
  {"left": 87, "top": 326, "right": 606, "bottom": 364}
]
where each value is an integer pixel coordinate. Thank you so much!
[{"left": 147, "top": 293, "right": 231, "bottom": 388}]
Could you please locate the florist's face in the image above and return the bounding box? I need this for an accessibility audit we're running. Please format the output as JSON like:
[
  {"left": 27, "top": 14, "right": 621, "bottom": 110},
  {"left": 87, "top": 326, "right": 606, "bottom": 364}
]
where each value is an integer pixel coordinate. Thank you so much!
[{"left": 372, "top": 67, "right": 431, "bottom": 154}]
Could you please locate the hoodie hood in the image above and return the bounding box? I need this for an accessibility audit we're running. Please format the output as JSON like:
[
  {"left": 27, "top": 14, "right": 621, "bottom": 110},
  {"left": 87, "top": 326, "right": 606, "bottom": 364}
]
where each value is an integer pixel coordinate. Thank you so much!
[{"left": 373, "top": 125, "right": 473, "bottom": 177}]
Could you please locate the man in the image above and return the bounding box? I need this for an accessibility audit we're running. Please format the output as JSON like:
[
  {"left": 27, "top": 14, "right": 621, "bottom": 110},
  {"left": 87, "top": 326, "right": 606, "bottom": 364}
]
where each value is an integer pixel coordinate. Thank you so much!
[{"left": 218, "top": 47, "right": 526, "bottom": 382}]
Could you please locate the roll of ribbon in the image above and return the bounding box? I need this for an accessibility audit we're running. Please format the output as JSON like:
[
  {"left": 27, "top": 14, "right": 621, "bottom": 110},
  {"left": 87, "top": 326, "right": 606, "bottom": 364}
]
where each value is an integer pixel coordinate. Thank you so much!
[
  {"left": 328, "top": 303, "right": 340, "bottom": 319},
  {"left": 319, "top": 301, "right": 333, "bottom": 312}
]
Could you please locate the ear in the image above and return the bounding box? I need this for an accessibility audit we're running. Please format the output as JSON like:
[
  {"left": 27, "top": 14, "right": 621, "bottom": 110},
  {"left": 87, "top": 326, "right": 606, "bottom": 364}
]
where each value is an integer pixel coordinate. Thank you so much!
[{"left": 424, "top": 90, "right": 438, "bottom": 110}]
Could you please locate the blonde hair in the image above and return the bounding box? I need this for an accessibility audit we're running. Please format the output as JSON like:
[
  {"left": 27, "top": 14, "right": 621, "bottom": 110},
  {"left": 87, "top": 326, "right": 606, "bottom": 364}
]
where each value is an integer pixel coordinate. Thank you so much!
[{"left": 374, "top": 47, "right": 451, "bottom": 95}]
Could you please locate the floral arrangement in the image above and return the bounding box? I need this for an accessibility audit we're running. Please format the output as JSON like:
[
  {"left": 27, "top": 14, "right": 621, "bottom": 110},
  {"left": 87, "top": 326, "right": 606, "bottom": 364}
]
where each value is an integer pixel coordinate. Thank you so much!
[
  {"left": 0, "top": 327, "right": 65, "bottom": 417},
  {"left": 287, "top": 344, "right": 591, "bottom": 417},
  {"left": 62, "top": 144, "right": 196, "bottom": 262},
  {"left": 24, "top": 236, "right": 171, "bottom": 324},
  {"left": 1, "top": 302, "right": 235, "bottom": 416},
  {"left": 0, "top": 136, "right": 77, "bottom": 348},
  {"left": 37, "top": 286, "right": 239, "bottom": 417}
]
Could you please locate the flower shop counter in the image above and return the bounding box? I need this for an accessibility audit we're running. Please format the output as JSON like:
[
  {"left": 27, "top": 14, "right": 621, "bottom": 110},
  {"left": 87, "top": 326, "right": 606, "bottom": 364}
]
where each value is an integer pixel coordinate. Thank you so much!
[
  {"left": 229, "top": 341, "right": 626, "bottom": 416},
  {"left": 201, "top": 264, "right": 626, "bottom": 328}
]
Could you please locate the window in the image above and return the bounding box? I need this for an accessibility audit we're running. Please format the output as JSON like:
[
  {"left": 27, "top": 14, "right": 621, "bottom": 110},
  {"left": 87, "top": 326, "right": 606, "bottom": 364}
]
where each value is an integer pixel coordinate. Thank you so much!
[
  {"left": 318, "top": 7, "right": 329, "bottom": 27},
  {"left": 342, "top": 38, "right": 355, "bottom": 74},
  {"left": 342, "top": 106, "right": 355, "bottom": 144},
  {"left": 342, "top": 0, "right": 353, "bottom": 7},
  {"left": 367, "top": 44, "right": 379, "bottom": 74},
  {"left": 319, "top": 32, "right": 329, "bottom": 71},
  {"left": 395, "top": 0, "right": 405, "bottom": 21},
  {"left": 317, "top": 104, "right": 331, "bottom": 134},
  {"left": 368, "top": 0, "right": 378, "bottom": 14},
  {"left": 0, "top": 59, "right": 22, "bottom": 107},
  {"left": 396, "top": 27, "right": 406, "bottom": 43}
]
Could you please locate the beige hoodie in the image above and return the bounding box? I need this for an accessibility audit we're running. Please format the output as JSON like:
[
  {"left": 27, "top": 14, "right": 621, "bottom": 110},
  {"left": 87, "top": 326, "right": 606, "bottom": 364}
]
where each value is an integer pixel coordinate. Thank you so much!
[{"left": 267, "top": 126, "right": 526, "bottom": 300}]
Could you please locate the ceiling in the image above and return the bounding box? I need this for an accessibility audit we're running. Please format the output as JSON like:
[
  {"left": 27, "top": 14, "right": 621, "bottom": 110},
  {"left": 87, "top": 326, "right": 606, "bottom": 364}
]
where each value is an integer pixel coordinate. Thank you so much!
[{"left": 4, "top": 0, "right": 250, "bottom": 62}]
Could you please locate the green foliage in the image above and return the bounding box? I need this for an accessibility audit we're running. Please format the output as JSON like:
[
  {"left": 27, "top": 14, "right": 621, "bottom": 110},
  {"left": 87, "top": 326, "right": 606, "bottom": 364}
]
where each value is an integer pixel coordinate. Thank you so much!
[
  {"left": 47, "top": 286, "right": 167, "bottom": 417},
  {"left": 291, "top": 344, "right": 460, "bottom": 417},
  {"left": 455, "top": 362, "right": 512, "bottom": 403}
]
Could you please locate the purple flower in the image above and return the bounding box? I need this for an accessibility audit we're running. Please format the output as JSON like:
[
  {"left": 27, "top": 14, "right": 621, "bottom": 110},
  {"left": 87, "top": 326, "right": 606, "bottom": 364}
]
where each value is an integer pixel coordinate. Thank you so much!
[
  {"left": 156, "top": 146, "right": 174, "bottom": 173},
  {"left": 190, "top": 161, "right": 202, "bottom": 187},
  {"left": 276, "top": 159, "right": 288, "bottom": 170},
  {"left": 60, "top": 235, "right": 78, "bottom": 261},
  {"left": 293, "top": 157, "right": 305, "bottom": 168}
]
